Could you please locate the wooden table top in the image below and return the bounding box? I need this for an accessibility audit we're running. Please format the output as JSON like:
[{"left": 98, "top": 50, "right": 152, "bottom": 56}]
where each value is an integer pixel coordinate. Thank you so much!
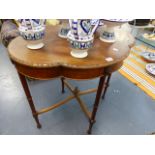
[{"left": 8, "top": 25, "right": 134, "bottom": 69}]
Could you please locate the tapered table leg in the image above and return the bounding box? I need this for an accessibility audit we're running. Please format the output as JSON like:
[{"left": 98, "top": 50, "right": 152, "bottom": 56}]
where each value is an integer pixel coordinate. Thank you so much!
[
  {"left": 102, "top": 73, "right": 112, "bottom": 100},
  {"left": 87, "top": 75, "right": 107, "bottom": 134},
  {"left": 61, "top": 77, "right": 65, "bottom": 93},
  {"left": 18, "top": 72, "right": 42, "bottom": 128}
]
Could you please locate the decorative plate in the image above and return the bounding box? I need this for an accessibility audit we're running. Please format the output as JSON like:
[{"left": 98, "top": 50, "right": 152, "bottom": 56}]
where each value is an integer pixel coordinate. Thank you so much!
[
  {"left": 141, "top": 51, "right": 155, "bottom": 62},
  {"left": 143, "top": 33, "right": 155, "bottom": 41},
  {"left": 146, "top": 63, "right": 155, "bottom": 76}
]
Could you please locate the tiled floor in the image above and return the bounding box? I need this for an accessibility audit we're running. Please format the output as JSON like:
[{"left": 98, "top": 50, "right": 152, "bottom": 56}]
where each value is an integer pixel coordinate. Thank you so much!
[{"left": 0, "top": 41, "right": 155, "bottom": 135}]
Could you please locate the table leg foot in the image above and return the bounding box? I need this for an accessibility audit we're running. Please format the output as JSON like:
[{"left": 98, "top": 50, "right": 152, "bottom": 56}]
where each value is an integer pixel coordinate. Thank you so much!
[
  {"left": 87, "top": 119, "right": 96, "bottom": 134},
  {"left": 87, "top": 129, "right": 92, "bottom": 135},
  {"left": 33, "top": 115, "right": 42, "bottom": 128},
  {"left": 87, "top": 120, "right": 95, "bottom": 134},
  {"left": 37, "top": 123, "right": 42, "bottom": 129}
]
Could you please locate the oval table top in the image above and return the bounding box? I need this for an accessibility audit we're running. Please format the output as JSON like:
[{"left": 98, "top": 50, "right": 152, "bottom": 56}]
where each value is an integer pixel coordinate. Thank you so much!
[{"left": 8, "top": 25, "right": 134, "bottom": 69}]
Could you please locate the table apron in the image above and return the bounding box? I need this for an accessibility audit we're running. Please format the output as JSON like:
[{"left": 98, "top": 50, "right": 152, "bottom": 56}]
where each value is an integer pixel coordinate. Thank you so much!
[{"left": 13, "top": 61, "right": 123, "bottom": 80}]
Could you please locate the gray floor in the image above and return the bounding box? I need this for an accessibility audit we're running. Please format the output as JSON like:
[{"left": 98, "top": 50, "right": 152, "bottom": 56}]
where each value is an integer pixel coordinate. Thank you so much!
[{"left": 0, "top": 42, "right": 155, "bottom": 135}]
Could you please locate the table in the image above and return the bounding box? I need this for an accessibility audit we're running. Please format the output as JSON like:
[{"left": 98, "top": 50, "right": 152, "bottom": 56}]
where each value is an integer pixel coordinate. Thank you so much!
[{"left": 8, "top": 25, "right": 134, "bottom": 134}]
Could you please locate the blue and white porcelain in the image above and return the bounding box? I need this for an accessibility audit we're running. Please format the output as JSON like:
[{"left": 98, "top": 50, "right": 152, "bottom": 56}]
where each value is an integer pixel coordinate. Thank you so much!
[
  {"left": 67, "top": 19, "right": 100, "bottom": 58},
  {"left": 100, "top": 19, "right": 132, "bottom": 43},
  {"left": 58, "top": 20, "right": 70, "bottom": 39},
  {"left": 91, "top": 19, "right": 104, "bottom": 26},
  {"left": 146, "top": 63, "right": 155, "bottom": 76},
  {"left": 69, "top": 19, "right": 100, "bottom": 40},
  {"left": 18, "top": 19, "right": 46, "bottom": 49},
  {"left": 141, "top": 51, "right": 155, "bottom": 62},
  {"left": 67, "top": 36, "right": 94, "bottom": 58}
]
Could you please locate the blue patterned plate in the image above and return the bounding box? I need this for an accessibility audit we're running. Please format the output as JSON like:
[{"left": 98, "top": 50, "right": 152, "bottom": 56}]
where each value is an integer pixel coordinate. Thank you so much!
[
  {"left": 141, "top": 51, "right": 155, "bottom": 62},
  {"left": 146, "top": 63, "right": 155, "bottom": 75}
]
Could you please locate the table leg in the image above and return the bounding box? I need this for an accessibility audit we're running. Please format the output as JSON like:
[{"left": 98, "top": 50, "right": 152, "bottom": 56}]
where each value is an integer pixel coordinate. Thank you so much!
[
  {"left": 18, "top": 72, "right": 42, "bottom": 128},
  {"left": 87, "top": 75, "right": 107, "bottom": 134},
  {"left": 61, "top": 77, "right": 65, "bottom": 93},
  {"left": 102, "top": 73, "right": 112, "bottom": 100}
]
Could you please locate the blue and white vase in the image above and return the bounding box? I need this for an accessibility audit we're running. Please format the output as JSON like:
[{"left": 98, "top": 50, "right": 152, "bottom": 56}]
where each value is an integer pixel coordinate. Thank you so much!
[
  {"left": 67, "top": 19, "right": 100, "bottom": 58},
  {"left": 100, "top": 19, "right": 132, "bottom": 43},
  {"left": 18, "top": 19, "right": 46, "bottom": 49}
]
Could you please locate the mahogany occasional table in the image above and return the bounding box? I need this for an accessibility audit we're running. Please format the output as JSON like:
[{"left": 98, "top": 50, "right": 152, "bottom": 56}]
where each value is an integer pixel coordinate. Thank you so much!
[{"left": 8, "top": 25, "right": 134, "bottom": 134}]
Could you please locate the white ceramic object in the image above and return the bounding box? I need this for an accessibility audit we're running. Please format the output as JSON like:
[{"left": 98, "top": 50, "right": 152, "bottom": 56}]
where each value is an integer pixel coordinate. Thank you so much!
[
  {"left": 18, "top": 19, "right": 46, "bottom": 49},
  {"left": 141, "top": 51, "right": 155, "bottom": 62},
  {"left": 146, "top": 63, "right": 155, "bottom": 75},
  {"left": 26, "top": 40, "right": 44, "bottom": 49},
  {"left": 100, "top": 19, "right": 132, "bottom": 43},
  {"left": 67, "top": 19, "right": 100, "bottom": 58},
  {"left": 58, "top": 20, "right": 70, "bottom": 38},
  {"left": 143, "top": 33, "right": 155, "bottom": 41},
  {"left": 70, "top": 50, "right": 88, "bottom": 58}
]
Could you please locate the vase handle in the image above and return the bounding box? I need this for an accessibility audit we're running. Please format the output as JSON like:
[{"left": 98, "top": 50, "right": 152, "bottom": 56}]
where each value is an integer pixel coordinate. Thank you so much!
[{"left": 90, "top": 19, "right": 100, "bottom": 36}]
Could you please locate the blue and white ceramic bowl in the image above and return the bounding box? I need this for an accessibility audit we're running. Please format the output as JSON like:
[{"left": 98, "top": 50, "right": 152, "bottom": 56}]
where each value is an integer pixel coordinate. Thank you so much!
[
  {"left": 19, "top": 26, "right": 45, "bottom": 40},
  {"left": 67, "top": 31, "right": 94, "bottom": 58},
  {"left": 18, "top": 19, "right": 46, "bottom": 49}
]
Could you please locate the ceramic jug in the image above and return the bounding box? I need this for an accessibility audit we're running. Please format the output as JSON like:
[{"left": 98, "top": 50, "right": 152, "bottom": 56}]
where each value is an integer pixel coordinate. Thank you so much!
[
  {"left": 18, "top": 19, "right": 46, "bottom": 49},
  {"left": 67, "top": 19, "right": 100, "bottom": 58}
]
